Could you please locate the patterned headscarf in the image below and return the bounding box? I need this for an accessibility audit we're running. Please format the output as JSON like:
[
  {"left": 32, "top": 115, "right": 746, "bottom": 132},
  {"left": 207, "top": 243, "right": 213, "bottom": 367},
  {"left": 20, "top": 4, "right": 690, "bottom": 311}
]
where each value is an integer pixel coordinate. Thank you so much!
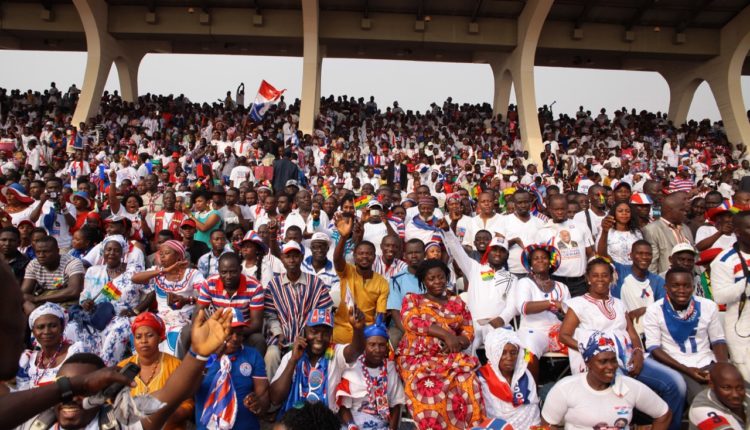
[
  {"left": 162, "top": 240, "right": 186, "bottom": 260},
  {"left": 29, "top": 302, "right": 66, "bottom": 329},
  {"left": 579, "top": 331, "right": 617, "bottom": 362}
]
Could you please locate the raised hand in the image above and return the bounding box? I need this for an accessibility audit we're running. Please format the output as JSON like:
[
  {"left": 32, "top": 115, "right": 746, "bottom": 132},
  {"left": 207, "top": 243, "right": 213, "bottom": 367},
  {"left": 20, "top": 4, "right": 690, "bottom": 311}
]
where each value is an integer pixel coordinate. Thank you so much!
[
  {"left": 190, "top": 308, "right": 232, "bottom": 356},
  {"left": 336, "top": 214, "right": 354, "bottom": 238}
]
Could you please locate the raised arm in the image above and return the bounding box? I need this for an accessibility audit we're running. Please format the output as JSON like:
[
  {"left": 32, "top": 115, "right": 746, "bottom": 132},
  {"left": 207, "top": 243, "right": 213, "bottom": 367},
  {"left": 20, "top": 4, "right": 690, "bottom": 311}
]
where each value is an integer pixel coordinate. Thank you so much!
[
  {"left": 333, "top": 215, "right": 353, "bottom": 273},
  {"left": 438, "top": 219, "right": 475, "bottom": 278}
]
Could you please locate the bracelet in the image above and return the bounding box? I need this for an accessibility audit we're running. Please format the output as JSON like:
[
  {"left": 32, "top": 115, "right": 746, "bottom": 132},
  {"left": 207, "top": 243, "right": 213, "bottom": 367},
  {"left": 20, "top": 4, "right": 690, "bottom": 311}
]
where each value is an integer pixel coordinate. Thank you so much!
[{"left": 188, "top": 348, "right": 210, "bottom": 362}]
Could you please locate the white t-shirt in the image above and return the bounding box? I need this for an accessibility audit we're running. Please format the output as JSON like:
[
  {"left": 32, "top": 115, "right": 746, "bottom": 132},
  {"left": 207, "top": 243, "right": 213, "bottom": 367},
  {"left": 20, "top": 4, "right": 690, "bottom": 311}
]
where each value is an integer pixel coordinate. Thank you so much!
[
  {"left": 619, "top": 273, "right": 657, "bottom": 336},
  {"left": 362, "top": 222, "right": 388, "bottom": 255},
  {"left": 447, "top": 214, "right": 474, "bottom": 244},
  {"left": 577, "top": 178, "right": 595, "bottom": 194},
  {"left": 512, "top": 277, "right": 570, "bottom": 330},
  {"left": 497, "top": 214, "right": 544, "bottom": 274},
  {"left": 36, "top": 201, "right": 77, "bottom": 248},
  {"left": 573, "top": 209, "right": 606, "bottom": 239},
  {"left": 542, "top": 373, "right": 668, "bottom": 429},
  {"left": 695, "top": 225, "right": 736, "bottom": 250},
  {"left": 643, "top": 297, "right": 725, "bottom": 368},
  {"left": 272, "top": 344, "right": 349, "bottom": 411},
  {"left": 462, "top": 213, "right": 505, "bottom": 249},
  {"left": 535, "top": 220, "right": 592, "bottom": 277}
]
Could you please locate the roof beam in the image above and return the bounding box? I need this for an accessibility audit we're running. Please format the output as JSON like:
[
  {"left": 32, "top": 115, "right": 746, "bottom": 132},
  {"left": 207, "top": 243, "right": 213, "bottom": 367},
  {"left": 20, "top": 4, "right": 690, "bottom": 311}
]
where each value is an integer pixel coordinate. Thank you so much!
[
  {"left": 625, "top": 0, "right": 655, "bottom": 31},
  {"left": 470, "top": 0, "right": 483, "bottom": 22},
  {"left": 677, "top": 0, "right": 715, "bottom": 32},
  {"left": 363, "top": 0, "right": 369, "bottom": 18},
  {"left": 417, "top": 0, "right": 424, "bottom": 20},
  {"left": 574, "top": 0, "right": 596, "bottom": 28}
]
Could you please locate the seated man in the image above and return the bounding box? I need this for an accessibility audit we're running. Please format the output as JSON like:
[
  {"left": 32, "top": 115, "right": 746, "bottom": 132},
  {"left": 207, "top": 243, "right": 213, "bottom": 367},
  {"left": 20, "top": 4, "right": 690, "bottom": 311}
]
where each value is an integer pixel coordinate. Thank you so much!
[
  {"left": 689, "top": 362, "right": 749, "bottom": 429},
  {"left": 269, "top": 307, "right": 364, "bottom": 416},
  {"left": 644, "top": 267, "right": 729, "bottom": 402},
  {"left": 21, "top": 236, "right": 85, "bottom": 314}
]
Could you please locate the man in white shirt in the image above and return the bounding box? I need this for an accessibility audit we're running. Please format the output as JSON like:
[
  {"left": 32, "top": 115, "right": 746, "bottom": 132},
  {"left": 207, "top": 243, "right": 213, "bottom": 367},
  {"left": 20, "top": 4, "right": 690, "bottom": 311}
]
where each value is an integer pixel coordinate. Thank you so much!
[
  {"left": 536, "top": 194, "right": 593, "bottom": 296},
  {"left": 644, "top": 267, "right": 728, "bottom": 402},
  {"left": 497, "top": 189, "right": 544, "bottom": 277},
  {"left": 462, "top": 191, "right": 503, "bottom": 249},
  {"left": 115, "top": 157, "right": 139, "bottom": 187},
  {"left": 573, "top": 184, "right": 607, "bottom": 239}
]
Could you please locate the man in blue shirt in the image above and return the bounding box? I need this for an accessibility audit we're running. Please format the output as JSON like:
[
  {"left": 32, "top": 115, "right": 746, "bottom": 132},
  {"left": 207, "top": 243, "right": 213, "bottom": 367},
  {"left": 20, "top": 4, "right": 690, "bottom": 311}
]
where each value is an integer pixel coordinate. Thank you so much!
[
  {"left": 386, "top": 238, "right": 425, "bottom": 348},
  {"left": 196, "top": 309, "right": 268, "bottom": 430}
]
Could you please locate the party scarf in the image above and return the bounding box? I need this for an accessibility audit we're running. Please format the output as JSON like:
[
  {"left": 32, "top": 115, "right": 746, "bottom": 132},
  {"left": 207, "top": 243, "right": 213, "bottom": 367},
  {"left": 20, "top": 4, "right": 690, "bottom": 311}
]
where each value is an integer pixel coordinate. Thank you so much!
[
  {"left": 410, "top": 215, "right": 440, "bottom": 232},
  {"left": 661, "top": 297, "right": 701, "bottom": 353},
  {"left": 478, "top": 364, "right": 531, "bottom": 407},
  {"left": 200, "top": 355, "right": 237, "bottom": 430},
  {"left": 281, "top": 345, "right": 334, "bottom": 415}
]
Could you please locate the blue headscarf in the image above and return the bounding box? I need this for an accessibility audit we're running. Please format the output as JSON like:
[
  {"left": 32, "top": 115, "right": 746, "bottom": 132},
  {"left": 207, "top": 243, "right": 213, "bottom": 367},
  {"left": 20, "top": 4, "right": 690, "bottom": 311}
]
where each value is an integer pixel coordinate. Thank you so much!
[
  {"left": 579, "top": 331, "right": 617, "bottom": 362},
  {"left": 364, "top": 314, "right": 388, "bottom": 339}
]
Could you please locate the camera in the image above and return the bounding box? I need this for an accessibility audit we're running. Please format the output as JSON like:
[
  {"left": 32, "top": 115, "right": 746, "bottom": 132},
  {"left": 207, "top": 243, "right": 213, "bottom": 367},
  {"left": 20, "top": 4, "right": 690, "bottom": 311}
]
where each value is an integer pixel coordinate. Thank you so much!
[{"left": 49, "top": 191, "right": 59, "bottom": 199}]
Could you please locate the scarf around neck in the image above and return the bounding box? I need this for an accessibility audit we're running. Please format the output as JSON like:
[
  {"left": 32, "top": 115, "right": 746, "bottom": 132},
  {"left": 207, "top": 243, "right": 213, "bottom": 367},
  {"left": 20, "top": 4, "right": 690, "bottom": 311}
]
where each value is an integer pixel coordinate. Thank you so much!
[{"left": 662, "top": 297, "right": 701, "bottom": 353}]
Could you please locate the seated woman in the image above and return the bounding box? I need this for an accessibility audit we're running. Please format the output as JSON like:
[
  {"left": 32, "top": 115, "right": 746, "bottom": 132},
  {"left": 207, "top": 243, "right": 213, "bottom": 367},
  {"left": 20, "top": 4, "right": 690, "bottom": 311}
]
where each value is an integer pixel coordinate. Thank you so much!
[
  {"left": 478, "top": 328, "right": 541, "bottom": 430},
  {"left": 196, "top": 309, "right": 269, "bottom": 430},
  {"left": 396, "top": 259, "right": 485, "bottom": 429},
  {"left": 16, "top": 303, "right": 85, "bottom": 390},
  {"left": 511, "top": 244, "right": 569, "bottom": 379},
  {"left": 67, "top": 235, "right": 146, "bottom": 365},
  {"left": 270, "top": 307, "right": 365, "bottom": 417},
  {"left": 132, "top": 240, "right": 207, "bottom": 356},
  {"left": 542, "top": 331, "right": 671, "bottom": 430},
  {"left": 559, "top": 257, "right": 687, "bottom": 430},
  {"left": 119, "top": 312, "right": 193, "bottom": 430},
  {"left": 336, "top": 315, "right": 405, "bottom": 430}
]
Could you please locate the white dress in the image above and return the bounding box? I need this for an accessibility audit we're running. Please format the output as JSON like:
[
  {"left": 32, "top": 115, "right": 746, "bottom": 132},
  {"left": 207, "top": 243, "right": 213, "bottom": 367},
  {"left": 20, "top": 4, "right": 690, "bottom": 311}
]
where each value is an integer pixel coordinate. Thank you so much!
[
  {"left": 512, "top": 278, "right": 570, "bottom": 357},
  {"left": 566, "top": 294, "right": 633, "bottom": 374},
  {"left": 16, "top": 342, "right": 86, "bottom": 390}
]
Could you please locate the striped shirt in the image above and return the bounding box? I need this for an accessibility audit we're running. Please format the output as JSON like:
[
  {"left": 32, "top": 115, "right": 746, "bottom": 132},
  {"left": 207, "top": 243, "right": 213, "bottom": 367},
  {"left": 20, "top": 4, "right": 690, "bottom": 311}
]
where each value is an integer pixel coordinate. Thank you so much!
[
  {"left": 372, "top": 256, "right": 408, "bottom": 281},
  {"left": 264, "top": 272, "right": 333, "bottom": 347},
  {"left": 198, "top": 274, "right": 264, "bottom": 316},
  {"left": 24, "top": 254, "right": 85, "bottom": 292},
  {"left": 301, "top": 256, "right": 340, "bottom": 307},
  {"left": 668, "top": 178, "right": 694, "bottom": 193}
]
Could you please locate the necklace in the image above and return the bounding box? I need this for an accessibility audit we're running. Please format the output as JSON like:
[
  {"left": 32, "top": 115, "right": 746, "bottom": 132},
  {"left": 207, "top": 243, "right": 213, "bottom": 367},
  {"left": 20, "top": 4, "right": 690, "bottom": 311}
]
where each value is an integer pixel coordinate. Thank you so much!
[
  {"left": 34, "top": 342, "right": 66, "bottom": 386},
  {"left": 106, "top": 263, "right": 126, "bottom": 280},
  {"left": 137, "top": 354, "right": 161, "bottom": 388},
  {"left": 358, "top": 355, "right": 390, "bottom": 420}
]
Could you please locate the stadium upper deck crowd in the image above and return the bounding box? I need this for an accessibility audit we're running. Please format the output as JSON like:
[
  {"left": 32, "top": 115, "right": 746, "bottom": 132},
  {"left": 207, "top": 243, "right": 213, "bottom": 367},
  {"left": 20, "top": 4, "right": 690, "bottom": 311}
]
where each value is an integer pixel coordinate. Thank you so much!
[{"left": 0, "top": 83, "right": 749, "bottom": 430}]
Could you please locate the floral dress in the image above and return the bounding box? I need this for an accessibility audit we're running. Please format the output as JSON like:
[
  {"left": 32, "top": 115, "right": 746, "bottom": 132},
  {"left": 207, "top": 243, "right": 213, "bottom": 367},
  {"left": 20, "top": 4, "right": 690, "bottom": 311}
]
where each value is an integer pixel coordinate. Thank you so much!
[
  {"left": 64, "top": 265, "right": 141, "bottom": 366},
  {"left": 396, "top": 294, "right": 485, "bottom": 429}
]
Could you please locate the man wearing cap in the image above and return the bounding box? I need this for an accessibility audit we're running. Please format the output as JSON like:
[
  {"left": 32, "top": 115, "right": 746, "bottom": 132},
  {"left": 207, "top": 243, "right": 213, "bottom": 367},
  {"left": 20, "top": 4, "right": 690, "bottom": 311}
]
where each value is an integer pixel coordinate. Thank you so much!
[
  {"left": 264, "top": 240, "right": 333, "bottom": 378},
  {"left": 332, "top": 215, "right": 389, "bottom": 345},
  {"left": 179, "top": 218, "right": 210, "bottom": 266},
  {"left": 696, "top": 203, "right": 736, "bottom": 251},
  {"left": 536, "top": 194, "right": 593, "bottom": 297},
  {"left": 270, "top": 307, "right": 365, "bottom": 416},
  {"left": 439, "top": 218, "right": 517, "bottom": 351},
  {"left": 301, "top": 232, "right": 340, "bottom": 307},
  {"left": 404, "top": 195, "right": 442, "bottom": 245},
  {"left": 361, "top": 199, "right": 401, "bottom": 254},
  {"left": 404, "top": 185, "right": 444, "bottom": 225},
  {"left": 643, "top": 191, "right": 695, "bottom": 274}
]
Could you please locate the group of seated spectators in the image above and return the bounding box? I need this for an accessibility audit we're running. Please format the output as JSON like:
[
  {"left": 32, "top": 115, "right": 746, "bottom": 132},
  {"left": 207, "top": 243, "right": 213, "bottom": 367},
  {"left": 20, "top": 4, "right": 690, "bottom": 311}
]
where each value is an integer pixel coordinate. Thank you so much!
[{"left": 0, "top": 83, "right": 748, "bottom": 430}]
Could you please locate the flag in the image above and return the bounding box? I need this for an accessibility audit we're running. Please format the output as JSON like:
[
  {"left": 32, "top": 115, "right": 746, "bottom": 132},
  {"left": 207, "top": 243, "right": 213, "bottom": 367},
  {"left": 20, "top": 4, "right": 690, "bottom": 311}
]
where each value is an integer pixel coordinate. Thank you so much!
[
  {"left": 320, "top": 182, "right": 333, "bottom": 199},
  {"left": 100, "top": 281, "right": 122, "bottom": 301},
  {"left": 470, "top": 184, "right": 481, "bottom": 200},
  {"left": 354, "top": 195, "right": 372, "bottom": 210},
  {"left": 200, "top": 355, "right": 238, "bottom": 430},
  {"left": 249, "top": 80, "right": 286, "bottom": 122}
]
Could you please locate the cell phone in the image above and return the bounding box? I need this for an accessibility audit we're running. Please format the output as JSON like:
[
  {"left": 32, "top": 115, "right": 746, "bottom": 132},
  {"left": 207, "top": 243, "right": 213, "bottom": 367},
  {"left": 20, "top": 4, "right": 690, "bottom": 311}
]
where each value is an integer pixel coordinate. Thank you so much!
[
  {"left": 101, "top": 363, "right": 140, "bottom": 401},
  {"left": 370, "top": 209, "right": 380, "bottom": 217}
]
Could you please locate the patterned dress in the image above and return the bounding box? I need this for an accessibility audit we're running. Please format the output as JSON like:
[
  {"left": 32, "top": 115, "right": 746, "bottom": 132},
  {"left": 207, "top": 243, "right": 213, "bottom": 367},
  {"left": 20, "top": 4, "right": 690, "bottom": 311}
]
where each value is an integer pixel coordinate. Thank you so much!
[{"left": 396, "top": 294, "right": 485, "bottom": 429}]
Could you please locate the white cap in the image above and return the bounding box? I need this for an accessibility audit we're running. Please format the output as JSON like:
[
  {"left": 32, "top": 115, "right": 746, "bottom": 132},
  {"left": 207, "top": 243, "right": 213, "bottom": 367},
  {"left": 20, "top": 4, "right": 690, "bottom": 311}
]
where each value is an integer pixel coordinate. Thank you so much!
[
  {"left": 281, "top": 240, "right": 303, "bottom": 254},
  {"left": 311, "top": 232, "right": 330, "bottom": 244},
  {"left": 367, "top": 200, "right": 383, "bottom": 209},
  {"left": 487, "top": 237, "right": 508, "bottom": 250},
  {"left": 671, "top": 242, "right": 698, "bottom": 256}
]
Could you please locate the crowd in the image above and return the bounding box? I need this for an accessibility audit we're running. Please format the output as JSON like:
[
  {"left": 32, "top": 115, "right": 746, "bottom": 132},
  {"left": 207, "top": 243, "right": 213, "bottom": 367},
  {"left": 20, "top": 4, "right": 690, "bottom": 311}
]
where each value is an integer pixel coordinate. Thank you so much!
[{"left": 0, "top": 82, "right": 748, "bottom": 430}]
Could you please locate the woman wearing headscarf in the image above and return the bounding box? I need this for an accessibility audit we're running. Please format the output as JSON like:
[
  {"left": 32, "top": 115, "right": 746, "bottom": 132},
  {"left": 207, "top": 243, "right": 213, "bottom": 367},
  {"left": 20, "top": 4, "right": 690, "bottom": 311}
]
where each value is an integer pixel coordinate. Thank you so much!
[
  {"left": 66, "top": 235, "right": 146, "bottom": 365},
  {"left": 0, "top": 183, "right": 37, "bottom": 227},
  {"left": 119, "top": 312, "right": 193, "bottom": 430},
  {"left": 132, "top": 239, "right": 207, "bottom": 355},
  {"left": 396, "top": 259, "right": 485, "bottom": 429},
  {"left": 336, "top": 315, "right": 405, "bottom": 430},
  {"left": 478, "top": 328, "right": 540, "bottom": 429},
  {"left": 16, "top": 302, "right": 86, "bottom": 390},
  {"left": 542, "top": 331, "right": 671, "bottom": 429},
  {"left": 508, "top": 244, "right": 569, "bottom": 379}
]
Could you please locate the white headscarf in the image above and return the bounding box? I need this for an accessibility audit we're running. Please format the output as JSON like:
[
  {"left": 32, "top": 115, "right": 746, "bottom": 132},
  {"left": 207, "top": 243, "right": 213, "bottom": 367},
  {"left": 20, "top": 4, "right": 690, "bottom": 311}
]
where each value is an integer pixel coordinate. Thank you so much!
[
  {"left": 484, "top": 328, "right": 532, "bottom": 392},
  {"left": 29, "top": 302, "right": 66, "bottom": 329},
  {"left": 100, "top": 234, "right": 128, "bottom": 257}
]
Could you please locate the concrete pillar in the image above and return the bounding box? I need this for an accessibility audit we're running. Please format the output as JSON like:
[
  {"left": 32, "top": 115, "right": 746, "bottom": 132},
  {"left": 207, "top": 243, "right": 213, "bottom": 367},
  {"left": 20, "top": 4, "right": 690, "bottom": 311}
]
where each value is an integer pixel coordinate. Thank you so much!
[
  {"left": 664, "top": 75, "right": 703, "bottom": 127},
  {"left": 299, "top": 0, "right": 321, "bottom": 135},
  {"left": 114, "top": 54, "right": 144, "bottom": 103},
  {"left": 489, "top": 56, "right": 513, "bottom": 118}
]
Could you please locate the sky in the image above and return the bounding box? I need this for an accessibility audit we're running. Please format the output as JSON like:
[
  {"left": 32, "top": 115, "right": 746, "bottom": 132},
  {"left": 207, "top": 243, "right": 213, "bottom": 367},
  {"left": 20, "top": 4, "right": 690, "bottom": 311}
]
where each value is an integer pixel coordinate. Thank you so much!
[{"left": 1, "top": 49, "right": 749, "bottom": 122}]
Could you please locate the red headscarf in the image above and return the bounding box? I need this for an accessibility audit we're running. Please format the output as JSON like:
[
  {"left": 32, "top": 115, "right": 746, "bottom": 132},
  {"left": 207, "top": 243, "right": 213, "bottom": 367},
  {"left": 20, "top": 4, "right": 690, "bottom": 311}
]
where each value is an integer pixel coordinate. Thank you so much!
[{"left": 131, "top": 312, "right": 166, "bottom": 340}]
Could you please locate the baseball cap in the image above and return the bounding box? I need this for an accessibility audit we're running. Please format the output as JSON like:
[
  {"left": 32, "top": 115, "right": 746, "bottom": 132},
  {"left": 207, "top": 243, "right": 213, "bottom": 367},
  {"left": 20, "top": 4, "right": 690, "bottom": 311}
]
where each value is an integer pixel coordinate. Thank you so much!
[
  {"left": 487, "top": 237, "right": 508, "bottom": 250},
  {"left": 306, "top": 308, "right": 333, "bottom": 328},
  {"left": 180, "top": 219, "right": 197, "bottom": 229},
  {"left": 230, "top": 308, "right": 249, "bottom": 328},
  {"left": 281, "top": 240, "right": 303, "bottom": 254},
  {"left": 311, "top": 232, "right": 330, "bottom": 244},
  {"left": 671, "top": 243, "right": 698, "bottom": 256},
  {"left": 367, "top": 200, "right": 383, "bottom": 209},
  {"left": 285, "top": 179, "right": 299, "bottom": 188}
]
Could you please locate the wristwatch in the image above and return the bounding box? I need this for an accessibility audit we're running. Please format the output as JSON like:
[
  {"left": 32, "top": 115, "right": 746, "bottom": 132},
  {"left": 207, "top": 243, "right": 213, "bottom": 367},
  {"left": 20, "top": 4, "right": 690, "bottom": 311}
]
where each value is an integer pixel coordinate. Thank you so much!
[{"left": 56, "top": 376, "right": 74, "bottom": 403}]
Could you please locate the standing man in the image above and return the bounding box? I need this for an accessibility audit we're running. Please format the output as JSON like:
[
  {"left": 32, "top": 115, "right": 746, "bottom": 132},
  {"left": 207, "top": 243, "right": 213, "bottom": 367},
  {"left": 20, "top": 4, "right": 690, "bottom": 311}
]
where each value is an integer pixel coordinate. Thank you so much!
[
  {"left": 643, "top": 191, "right": 694, "bottom": 274},
  {"left": 463, "top": 192, "right": 504, "bottom": 249},
  {"left": 711, "top": 210, "right": 750, "bottom": 382},
  {"left": 386, "top": 238, "right": 425, "bottom": 348},
  {"left": 536, "top": 194, "right": 593, "bottom": 297},
  {"left": 301, "top": 232, "right": 340, "bottom": 307},
  {"left": 333, "top": 215, "right": 389, "bottom": 344},
  {"left": 385, "top": 153, "right": 408, "bottom": 190},
  {"left": 573, "top": 184, "right": 607, "bottom": 239},
  {"left": 497, "top": 189, "right": 544, "bottom": 278},
  {"left": 272, "top": 150, "right": 300, "bottom": 196}
]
